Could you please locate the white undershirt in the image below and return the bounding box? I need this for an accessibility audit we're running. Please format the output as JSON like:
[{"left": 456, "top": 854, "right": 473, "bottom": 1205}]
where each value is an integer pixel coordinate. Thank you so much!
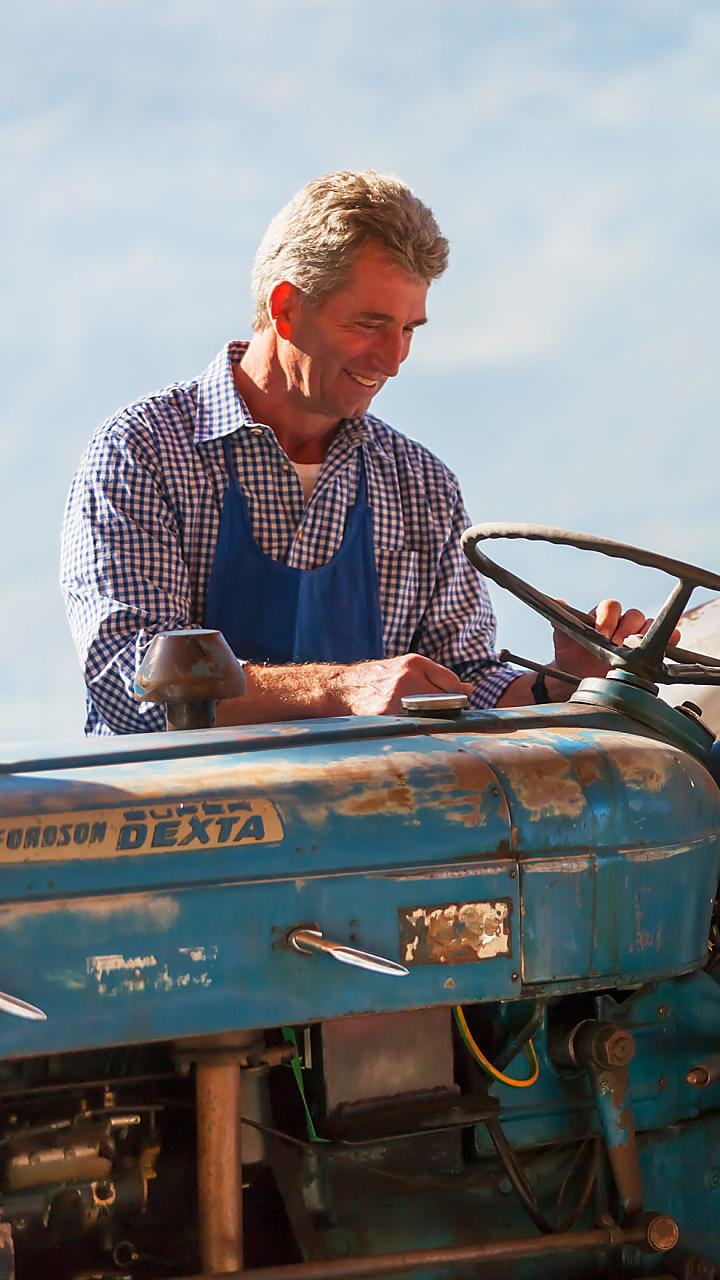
[{"left": 291, "top": 460, "right": 322, "bottom": 506}]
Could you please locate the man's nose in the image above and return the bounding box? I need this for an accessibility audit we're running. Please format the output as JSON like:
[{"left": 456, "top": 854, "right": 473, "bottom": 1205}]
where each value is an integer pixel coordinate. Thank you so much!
[{"left": 371, "top": 328, "right": 408, "bottom": 378}]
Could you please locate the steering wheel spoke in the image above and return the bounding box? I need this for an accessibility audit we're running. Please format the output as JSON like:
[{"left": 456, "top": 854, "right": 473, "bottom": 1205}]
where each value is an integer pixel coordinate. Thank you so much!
[
  {"left": 461, "top": 523, "right": 720, "bottom": 688},
  {"left": 635, "top": 580, "right": 694, "bottom": 673}
]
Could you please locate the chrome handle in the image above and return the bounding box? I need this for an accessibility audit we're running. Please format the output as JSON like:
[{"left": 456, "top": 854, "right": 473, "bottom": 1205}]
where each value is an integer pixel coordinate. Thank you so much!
[
  {"left": 288, "top": 928, "right": 408, "bottom": 977},
  {"left": 0, "top": 989, "right": 47, "bottom": 1021}
]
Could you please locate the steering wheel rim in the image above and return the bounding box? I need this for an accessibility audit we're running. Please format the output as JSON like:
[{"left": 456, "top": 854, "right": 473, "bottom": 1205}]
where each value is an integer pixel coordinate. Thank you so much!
[{"left": 461, "top": 523, "right": 720, "bottom": 686}]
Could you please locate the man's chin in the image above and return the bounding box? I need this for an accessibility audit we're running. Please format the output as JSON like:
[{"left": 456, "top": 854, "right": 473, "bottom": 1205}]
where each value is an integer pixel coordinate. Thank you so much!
[
  {"left": 343, "top": 388, "right": 379, "bottom": 418},
  {"left": 311, "top": 383, "right": 379, "bottom": 422}
]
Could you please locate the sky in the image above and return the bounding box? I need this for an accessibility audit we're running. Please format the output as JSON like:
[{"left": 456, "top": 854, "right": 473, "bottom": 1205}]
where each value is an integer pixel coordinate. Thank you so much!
[{"left": 2, "top": 0, "right": 719, "bottom": 742}]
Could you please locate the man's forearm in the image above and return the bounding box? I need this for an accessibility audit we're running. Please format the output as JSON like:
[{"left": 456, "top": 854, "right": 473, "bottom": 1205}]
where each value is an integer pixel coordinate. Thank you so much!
[
  {"left": 216, "top": 659, "right": 573, "bottom": 724},
  {"left": 215, "top": 662, "right": 349, "bottom": 725},
  {"left": 214, "top": 654, "right": 473, "bottom": 725}
]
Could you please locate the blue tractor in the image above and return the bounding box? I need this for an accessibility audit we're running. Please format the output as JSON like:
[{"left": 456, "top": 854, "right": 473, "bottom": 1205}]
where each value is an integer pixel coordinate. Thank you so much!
[{"left": 1, "top": 525, "right": 720, "bottom": 1280}]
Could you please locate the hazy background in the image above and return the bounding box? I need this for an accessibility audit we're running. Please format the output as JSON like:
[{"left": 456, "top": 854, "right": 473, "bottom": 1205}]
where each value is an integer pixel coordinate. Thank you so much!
[{"left": 3, "top": 0, "right": 719, "bottom": 742}]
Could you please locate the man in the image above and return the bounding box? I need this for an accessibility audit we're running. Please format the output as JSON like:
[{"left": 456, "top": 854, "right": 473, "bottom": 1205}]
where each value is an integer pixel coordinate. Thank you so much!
[{"left": 61, "top": 170, "right": 645, "bottom": 735}]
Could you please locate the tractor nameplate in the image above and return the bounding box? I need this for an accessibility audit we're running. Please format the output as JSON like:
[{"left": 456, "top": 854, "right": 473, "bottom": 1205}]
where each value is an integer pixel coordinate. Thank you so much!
[{"left": 0, "top": 796, "right": 284, "bottom": 861}]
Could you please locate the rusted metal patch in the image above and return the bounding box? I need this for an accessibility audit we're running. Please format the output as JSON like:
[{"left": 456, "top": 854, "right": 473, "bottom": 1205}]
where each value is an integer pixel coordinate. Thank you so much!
[
  {"left": 507, "top": 748, "right": 587, "bottom": 818},
  {"left": 0, "top": 1224, "right": 13, "bottom": 1279},
  {"left": 0, "top": 795, "right": 284, "bottom": 863},
  {"left": 340, "top": 779, "right": 416, "bottom": 815},
  {"left": 522, "top": 856, "right": 593, "bottom": 875},
  {"left": 398, "top": 899, "right": 512, "bottom": 966},
  {"left": 625, "top": 842, "right": 691, "bottom": 863},
  {"left": 385, "top": 860, "right": 511, "bottom": 881}
]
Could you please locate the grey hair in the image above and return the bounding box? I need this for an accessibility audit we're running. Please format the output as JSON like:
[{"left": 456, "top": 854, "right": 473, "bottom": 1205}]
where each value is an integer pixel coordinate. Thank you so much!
[{"left": 251, "top": 170, "right": 449, "bottom": 331}]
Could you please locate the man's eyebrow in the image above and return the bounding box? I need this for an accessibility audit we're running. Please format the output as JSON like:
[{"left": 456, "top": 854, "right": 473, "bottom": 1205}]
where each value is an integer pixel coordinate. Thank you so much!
[{"left": 356, "top": 310, "right": 428, "bottom": 327}]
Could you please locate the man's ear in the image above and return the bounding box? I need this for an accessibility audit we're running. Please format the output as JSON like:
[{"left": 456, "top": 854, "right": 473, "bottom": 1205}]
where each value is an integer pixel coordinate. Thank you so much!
[{"left": 268, "top": 281, "right": 300, "bottom": 341}]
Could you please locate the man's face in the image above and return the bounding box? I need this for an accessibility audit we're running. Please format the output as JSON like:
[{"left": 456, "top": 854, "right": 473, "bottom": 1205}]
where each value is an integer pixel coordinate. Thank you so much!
[{"left": 281, "top": 241, "right": 429, "bottom": 424}]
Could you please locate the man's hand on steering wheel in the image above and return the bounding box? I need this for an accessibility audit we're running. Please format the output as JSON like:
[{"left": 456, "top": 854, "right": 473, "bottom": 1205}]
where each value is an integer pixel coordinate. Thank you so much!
[{"left": 552, "top": 599, "right": 680, "bottom": 682}]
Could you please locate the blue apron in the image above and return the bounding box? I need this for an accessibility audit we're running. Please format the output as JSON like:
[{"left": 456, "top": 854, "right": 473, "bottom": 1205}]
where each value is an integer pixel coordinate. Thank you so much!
[{"left": 203, "top": 436, "right": 384, "bottom": 664}]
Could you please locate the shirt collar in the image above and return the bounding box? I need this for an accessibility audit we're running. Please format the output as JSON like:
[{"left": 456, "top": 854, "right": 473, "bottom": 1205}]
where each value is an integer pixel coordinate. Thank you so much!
[
  {"left": 194, "top": 340, "right": 394, "bottom": 462},
  {"left": 194, "top": 342, "right": 254, "bottom": 444}
]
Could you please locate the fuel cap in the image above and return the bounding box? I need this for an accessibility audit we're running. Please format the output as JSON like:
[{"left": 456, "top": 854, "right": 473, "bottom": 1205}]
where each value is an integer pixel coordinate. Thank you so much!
[{"left": 401, "top": 693, "right": 469, "bottom": 718}]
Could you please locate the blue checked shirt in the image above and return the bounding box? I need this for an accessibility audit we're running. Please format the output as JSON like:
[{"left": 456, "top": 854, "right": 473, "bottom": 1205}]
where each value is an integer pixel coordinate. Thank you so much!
[{"left": 61, "top": 342, "right": 517, "bottom": 735}]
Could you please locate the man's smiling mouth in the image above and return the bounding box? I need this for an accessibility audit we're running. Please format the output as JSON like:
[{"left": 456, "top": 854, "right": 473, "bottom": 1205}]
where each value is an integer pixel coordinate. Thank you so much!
[{"left": 347, "top": 371, "right": 377, "bottom": 388}]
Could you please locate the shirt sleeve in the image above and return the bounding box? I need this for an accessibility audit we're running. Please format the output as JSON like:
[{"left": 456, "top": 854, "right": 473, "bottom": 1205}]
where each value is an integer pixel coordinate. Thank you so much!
[
  {"left": 60, "top": 419, "right": 193, "bottom": 735},
  {"left": 409, "top": 485, "right": 519, "bottom": 709}
]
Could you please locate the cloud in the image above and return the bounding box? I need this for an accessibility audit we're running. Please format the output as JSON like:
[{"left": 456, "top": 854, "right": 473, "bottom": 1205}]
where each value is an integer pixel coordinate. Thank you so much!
[
  {"left": 1, "top": 0, "right": 719, "bottom": 738},
  {"left": 427, "top": 185, "right": 664, "bottom": 366}
]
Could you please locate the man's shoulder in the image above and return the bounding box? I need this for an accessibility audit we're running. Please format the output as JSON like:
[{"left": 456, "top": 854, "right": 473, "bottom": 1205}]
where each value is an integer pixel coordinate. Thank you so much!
[
  {"left": 363, "top": 413, "right": 460, "bottom": 496},
  {"left": 87, "top": 377, "right": 199, "bottom": 460},
  {"left": 87, "top": 343, "right": 241, "bottom": 457}
]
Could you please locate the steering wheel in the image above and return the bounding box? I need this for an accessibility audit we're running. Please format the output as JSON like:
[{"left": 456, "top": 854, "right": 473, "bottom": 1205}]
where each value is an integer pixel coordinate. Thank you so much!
[{"left": 461, "top": 523, "right": 720, "bottom": 687}]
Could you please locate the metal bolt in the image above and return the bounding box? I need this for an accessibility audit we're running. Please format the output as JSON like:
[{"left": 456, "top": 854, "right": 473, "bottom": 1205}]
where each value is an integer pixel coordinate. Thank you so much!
[
  {"left": 678, "top": 700, "right": 704, "bottom": 720},
  {"left": 509, "top": 869, "right": 516, "bottom": 879},
  {"left": 657, "top": 1005, "right": 668, "bottom": 1018},
  {"left": 511, "top": 971, "right": 519, "bottom": 982},
  {"left": 593, "top": 1025, "right": 635, "bottom": 1068},
  {"left": 686, "top": 1066, "right": 710, "bottom": 1088},
  {"left": 684, "top": 1257, "right": 720, "bottom": 1279},
  {"left": 598, "top": 1212, "right": 622, "bottom": 1246},
  {"left": 658, "top": 1076, "right": 668, "bottom": 1090},
  {"left": 646, "top": 1213, "right": 679, "bottom": 1252}
]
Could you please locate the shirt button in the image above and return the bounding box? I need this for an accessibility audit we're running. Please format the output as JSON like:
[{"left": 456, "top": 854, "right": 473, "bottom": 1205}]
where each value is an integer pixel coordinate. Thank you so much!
[
  {"left": 296, "top": 530, "right": 303, "bottom": 541},
  {"left": 281, "top": 462, "right": 291, "bottom": 472},
  {"left": 251, "top": 427, "right": 263, "bottom": 437}
]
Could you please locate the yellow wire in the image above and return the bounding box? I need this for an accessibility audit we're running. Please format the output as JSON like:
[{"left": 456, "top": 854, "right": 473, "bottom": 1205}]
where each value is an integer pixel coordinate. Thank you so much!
[{"left": 454, "top": 1005, "right": 539, "bottom": 1089}]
